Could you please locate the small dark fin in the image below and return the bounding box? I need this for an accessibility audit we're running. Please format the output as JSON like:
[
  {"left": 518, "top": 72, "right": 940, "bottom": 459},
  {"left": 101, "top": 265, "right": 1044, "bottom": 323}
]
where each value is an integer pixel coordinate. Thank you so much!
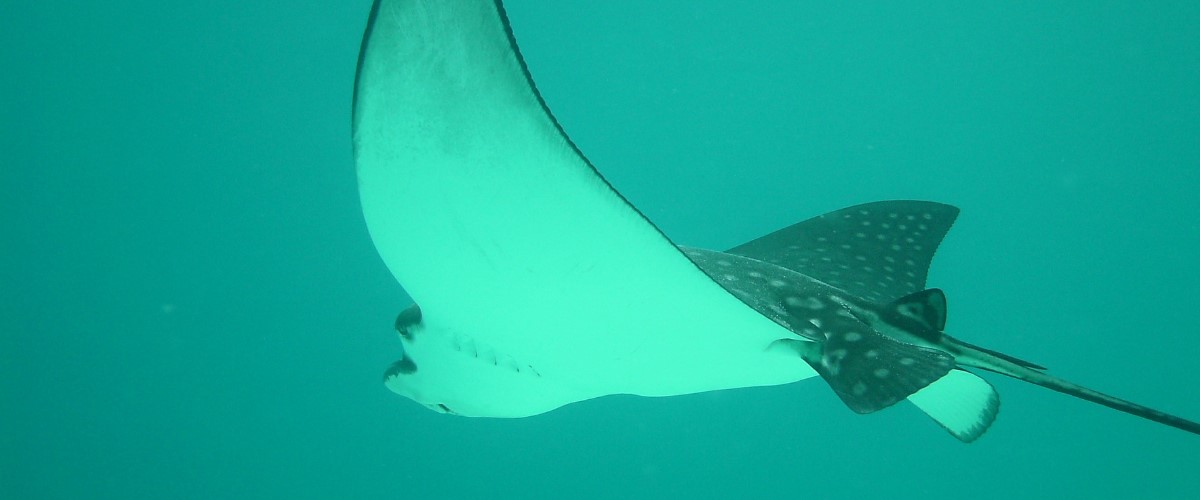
[
  {"left": 728, "top": 201, "right": 959, "bottom": 303},
  {"left": 383, "top": 353, "right": 417, "bottom": 379},
  {"left": 780, "top": 329, "right": 955, "bottom": 414},
  {"left": 394, "top": 303, "right": 422, "bottom": 339},
  {"left": 947, "top": 336, "right": 1200, "bottom": 436},
  {"left": 889, "top": 288, "right": 948, "bottom": 331}
]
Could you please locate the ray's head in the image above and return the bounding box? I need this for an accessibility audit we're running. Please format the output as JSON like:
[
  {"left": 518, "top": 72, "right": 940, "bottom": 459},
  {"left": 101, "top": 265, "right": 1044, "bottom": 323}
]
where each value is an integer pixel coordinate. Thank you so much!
[
  {"left": 382, "top": 304, "right": 473, "bottom": 415},
  {"left": 382, "top": 303, "right": 574, "bottom": 418}
]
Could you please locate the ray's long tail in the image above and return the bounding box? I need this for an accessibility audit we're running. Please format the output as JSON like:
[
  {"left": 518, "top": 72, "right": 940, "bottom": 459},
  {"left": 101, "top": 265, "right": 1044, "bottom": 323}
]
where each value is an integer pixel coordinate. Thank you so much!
[{"left": 947, "top": 336, "right": 1200, "bottom": 435}]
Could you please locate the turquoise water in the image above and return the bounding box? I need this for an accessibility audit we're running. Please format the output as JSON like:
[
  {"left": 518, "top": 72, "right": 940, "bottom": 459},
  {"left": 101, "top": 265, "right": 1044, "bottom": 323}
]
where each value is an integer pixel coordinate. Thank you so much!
[{"left": 4, "top": 1, "right": 1198, "bottom": 498}]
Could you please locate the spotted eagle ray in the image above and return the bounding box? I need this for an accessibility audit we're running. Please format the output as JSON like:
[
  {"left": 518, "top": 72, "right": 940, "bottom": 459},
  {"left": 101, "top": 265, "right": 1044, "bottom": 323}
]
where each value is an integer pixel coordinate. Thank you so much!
[{"left": 352, "top": 0, "right": 1199, "bottom": 442}]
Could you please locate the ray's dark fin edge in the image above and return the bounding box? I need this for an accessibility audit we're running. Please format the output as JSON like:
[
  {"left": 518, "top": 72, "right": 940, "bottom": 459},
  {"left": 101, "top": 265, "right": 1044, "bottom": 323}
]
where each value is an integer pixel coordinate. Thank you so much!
[
  {"left": 915, "top": 369, "right": 1001, "bottom": 444},
  {"left": 352, "top": 0, "right": 383, "bottom": 127},
  {"left": 352, "top": 0, "right": 738, "bottom": 316},
  {"left": 488, "top": 0, "right": 684, "bottom": 250},
  {"left": 362, "top": 1, "right": 893, "bottom": 323},
  {"left": 491, "top": 1, "right": 781, "bottom": 303}
]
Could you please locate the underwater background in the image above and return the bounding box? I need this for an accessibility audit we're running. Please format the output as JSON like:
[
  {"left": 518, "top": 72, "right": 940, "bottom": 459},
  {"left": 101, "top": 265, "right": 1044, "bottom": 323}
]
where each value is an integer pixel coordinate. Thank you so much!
[{"left": 3, "top": 0, "right": 1198, "bottom": 498}]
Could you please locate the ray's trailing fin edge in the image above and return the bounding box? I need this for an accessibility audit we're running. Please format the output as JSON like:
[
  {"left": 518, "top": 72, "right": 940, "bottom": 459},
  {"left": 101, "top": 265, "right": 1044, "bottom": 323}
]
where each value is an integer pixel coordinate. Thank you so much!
[{"left": 352, "top": 0, "right": 1200, "bottom": 441}]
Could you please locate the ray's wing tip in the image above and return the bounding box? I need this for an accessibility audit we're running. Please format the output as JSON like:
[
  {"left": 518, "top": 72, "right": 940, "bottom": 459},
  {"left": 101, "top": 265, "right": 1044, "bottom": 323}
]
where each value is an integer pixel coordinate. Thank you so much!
[
  {"left": 948, "top": 390, "right": 1000, "bottom": 443},
  {"left": 907, "top": 369, "right": 1001, "bottom": 443}
]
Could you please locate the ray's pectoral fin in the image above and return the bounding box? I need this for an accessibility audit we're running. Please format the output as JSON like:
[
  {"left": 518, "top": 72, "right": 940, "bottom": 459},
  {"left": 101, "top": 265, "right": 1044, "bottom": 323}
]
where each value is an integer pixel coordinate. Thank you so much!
[
  {"left": 907, "top": 369, "right": 1000, "bottom": 442},
  {"left": 778, "top": 321, "right": 955, "bottom": 414}
]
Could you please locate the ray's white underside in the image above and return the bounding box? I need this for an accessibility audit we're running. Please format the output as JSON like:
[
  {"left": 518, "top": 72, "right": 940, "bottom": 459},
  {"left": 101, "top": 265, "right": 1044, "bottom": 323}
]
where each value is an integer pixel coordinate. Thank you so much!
[{"left": 355, "top": 0, "right": 816, "bottom": 415}]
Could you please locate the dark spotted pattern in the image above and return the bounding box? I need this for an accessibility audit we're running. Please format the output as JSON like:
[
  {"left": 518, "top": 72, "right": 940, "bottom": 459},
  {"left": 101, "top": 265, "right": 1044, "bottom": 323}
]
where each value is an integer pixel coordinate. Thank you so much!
[
  {"left": 684, "top": 246, "right": 954, "bottom": 412},
  {"left": 728, "top": 201, "right": 959, "bottom": 303},
  {"left": 803, "top": 321, "right": 953, "bottom": 413},
  {"left": 682, "top": 202, "right": 960, "bottom": 413}
]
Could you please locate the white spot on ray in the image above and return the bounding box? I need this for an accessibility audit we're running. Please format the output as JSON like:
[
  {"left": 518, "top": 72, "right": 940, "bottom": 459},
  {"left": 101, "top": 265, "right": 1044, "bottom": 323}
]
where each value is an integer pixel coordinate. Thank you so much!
[
  {"left": 874, "top": 368, "right": 890, "bottom": 378},
  {"left": 844, "top": 332, "right": 862, "bottom": 342},
  {"left": 769, "top": 279, "right": 787, "bottom": 287},
  {"left": 852, "top": 382, "right": 867, "bottom": 396},
  {"left": 787, "top": 293, "right": 825, "bottom": 309}
]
